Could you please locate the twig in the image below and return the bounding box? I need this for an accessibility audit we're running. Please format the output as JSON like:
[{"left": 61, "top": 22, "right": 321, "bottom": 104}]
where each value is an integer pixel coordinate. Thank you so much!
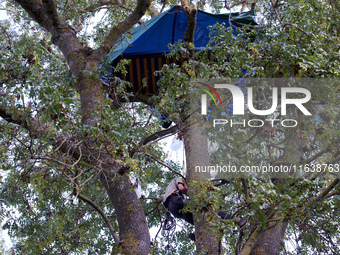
[
  {"left": 145, "top": 153, "right": 186, "bottom": 179},
  {"left": 77, "top": 193, "right": 120, "bottom": 246},
  {"left": 304, "top": 147, "right": 330, "bottom": 164},
  {"left": 0, "top": 199, "right": 9, "bottom": 204},
  {"left": 211, "top": 178, "right": 230, "bottom": 187},
  {"left": 32, "top": 147, "right": 82, "bottom": 168}
]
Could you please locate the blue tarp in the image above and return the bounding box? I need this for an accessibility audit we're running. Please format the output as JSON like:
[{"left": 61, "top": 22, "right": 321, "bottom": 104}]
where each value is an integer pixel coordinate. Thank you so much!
[
  {"left": 106, "top": 6, "right": 257, "bottom": 62},
  {"left": 104, "top": 6, "right": 257, "bottom": 128}
]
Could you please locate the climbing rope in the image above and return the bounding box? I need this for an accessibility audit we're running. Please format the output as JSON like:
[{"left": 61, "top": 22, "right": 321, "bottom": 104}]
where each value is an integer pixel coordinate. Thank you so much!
[{"left": 161, "top": 210, "right": 176, "bottom": 254}]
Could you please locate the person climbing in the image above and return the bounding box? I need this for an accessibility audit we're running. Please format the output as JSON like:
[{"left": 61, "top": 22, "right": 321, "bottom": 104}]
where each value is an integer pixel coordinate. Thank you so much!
[{"left": 163, "top": 177, "right": 248, "bottom": 240}]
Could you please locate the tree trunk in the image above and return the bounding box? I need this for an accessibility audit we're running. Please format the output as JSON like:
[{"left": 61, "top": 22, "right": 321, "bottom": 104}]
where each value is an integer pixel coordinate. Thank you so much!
[
  {"left": 100, "top": 173, "right": 150, "bottom": 255},
  {"left": 245, "top": 132, "right": 305, "bottom": 255},
  {"left": 183, "top": 121, "right": 221, "bottom": 254},
  {"left": 12, "top": 1, "right": 152, "bottom": 254},
  {"left": 250, "top": 221, "right": 288, "bottom": 255}
]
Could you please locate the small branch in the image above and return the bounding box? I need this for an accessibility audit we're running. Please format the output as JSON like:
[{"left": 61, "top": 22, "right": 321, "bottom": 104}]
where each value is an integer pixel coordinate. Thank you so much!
[
  {"left": 136, "top": 113, "right": 192, "bottom": 154},
  {"left": 149, "top": 4, "right": 159, "bottom": 18},
  {"left": 99, "top": 0, "right": 117, "bottom": 5},
  {"left": 242, "top": 128, "right": 259, "bottom": 144},
  {"left": 235, "top": 228, "right": 244, "bottom": 255},
  {"left": 73, "top": 17, "right": 84, "bottom": 33},
  {"left": 304, "top": 147, "right": 330, "bottom": 164},
  {"left": 241, "top": 178, "right": 250, "bottom": 204},
  {"left": 145, "top": 153, "right": 186, "bottom": 179},
  {"left": 77, "top": 193, "right": 120, "bottom": 245},
  {"left": 269, "top": 0, "right": 312, "bottom": 37},
  {"left": 0, "top": 199, "right": 9, "bottom": 204},
  {"left": 140, "top": 196, "right": 163, "bottom": 202},
  {"left": 32, "top": 149, "right": 82, "bottom": 168},
  {"left": 211, "top": 178, "right": 230, "bottom": 187},
  {"left": 225, "top": 0, "right": 247, "bottom": 10},
  {"left": 145, "top": 202, "right": 162, "bottom": 216}
]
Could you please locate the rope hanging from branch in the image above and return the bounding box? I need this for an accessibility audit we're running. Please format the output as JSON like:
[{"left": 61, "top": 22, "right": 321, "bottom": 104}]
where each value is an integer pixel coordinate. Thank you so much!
[{"left": 161, "top": 211, "right": 176, "bottom": 254}]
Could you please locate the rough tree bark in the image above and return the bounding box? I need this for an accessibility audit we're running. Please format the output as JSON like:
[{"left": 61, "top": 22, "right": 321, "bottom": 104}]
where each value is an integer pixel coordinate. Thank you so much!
[
  {"left": 183, "top": 122, "right": 222, "bottom": 254},
  {"left": 249, "top": 220, "right": 288, "bottom": 255},
  {"left": 180, "top": 1, "right": 223, "bottom": 253},
  {"left": 100, "top": 173, "right": 150, "bottom": 254}
]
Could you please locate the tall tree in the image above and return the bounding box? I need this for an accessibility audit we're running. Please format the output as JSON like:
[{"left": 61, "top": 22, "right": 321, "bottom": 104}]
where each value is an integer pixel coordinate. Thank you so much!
[{"left": 0, "top": 0, "right": 339, "bottom": 255}]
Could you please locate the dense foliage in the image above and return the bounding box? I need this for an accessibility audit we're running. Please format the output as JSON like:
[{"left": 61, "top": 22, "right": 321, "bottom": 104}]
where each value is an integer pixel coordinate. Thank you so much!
[{"left": 0, "top": 0, "right": 339, "bottom": 254}]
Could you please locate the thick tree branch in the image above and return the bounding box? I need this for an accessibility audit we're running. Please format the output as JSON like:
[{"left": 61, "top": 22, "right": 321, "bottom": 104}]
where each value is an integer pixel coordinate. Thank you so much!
[
  {"left": 42, "top": 0, "right": 61, "bottom": 27},
  {"left": 0, "top": 103, "right": 48, "bottom": 139},
  {"left": 239, "top": 226, "right": 262, "bottom": 255},
  {"left": 14, "top": 0, "right": 53, "bottom": 31},
  {"left": 181, "top": 0, "right": 197, "bottom": 58},
  {"left": 324, "top": 190, "right": 340, "bottom": 200},
  {"left": 240, "top": 214, "right": 287, "bottom": 255},
  {"left": 95, "top": 0, "right": 151, "bottom": 59},
  {"left": 14, "top": 0, "right": 84, "bottom": 77},
  {"left": 138, "top": 124, "right": 181, "bottom": 147},
  {"left": 311, "top": 178, "right": 339, "bottom": 203}
]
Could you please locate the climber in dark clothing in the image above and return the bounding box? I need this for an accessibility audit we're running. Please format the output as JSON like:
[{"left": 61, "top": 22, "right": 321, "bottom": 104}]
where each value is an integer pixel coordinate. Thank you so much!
[
  {"left": 163, "top": 177, "right": 195, "bottom": 224},
  {"left": 163, "top": 177, "right": 233, "bottom": 225}
]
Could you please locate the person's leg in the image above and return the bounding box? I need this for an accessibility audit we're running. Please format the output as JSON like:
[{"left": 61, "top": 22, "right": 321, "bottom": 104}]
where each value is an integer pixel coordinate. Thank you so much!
[
  {"left": 168, "top": 196, "right": 194, "bottom": 225},
  {"left": 182, "top": 209, "right": 194, "bottom": 225}
]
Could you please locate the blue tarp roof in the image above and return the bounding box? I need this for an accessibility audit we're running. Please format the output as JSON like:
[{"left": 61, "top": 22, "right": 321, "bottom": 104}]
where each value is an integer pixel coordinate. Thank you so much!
[{"left": 106, "top": 6, "right": 257, "bottom": 61}]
